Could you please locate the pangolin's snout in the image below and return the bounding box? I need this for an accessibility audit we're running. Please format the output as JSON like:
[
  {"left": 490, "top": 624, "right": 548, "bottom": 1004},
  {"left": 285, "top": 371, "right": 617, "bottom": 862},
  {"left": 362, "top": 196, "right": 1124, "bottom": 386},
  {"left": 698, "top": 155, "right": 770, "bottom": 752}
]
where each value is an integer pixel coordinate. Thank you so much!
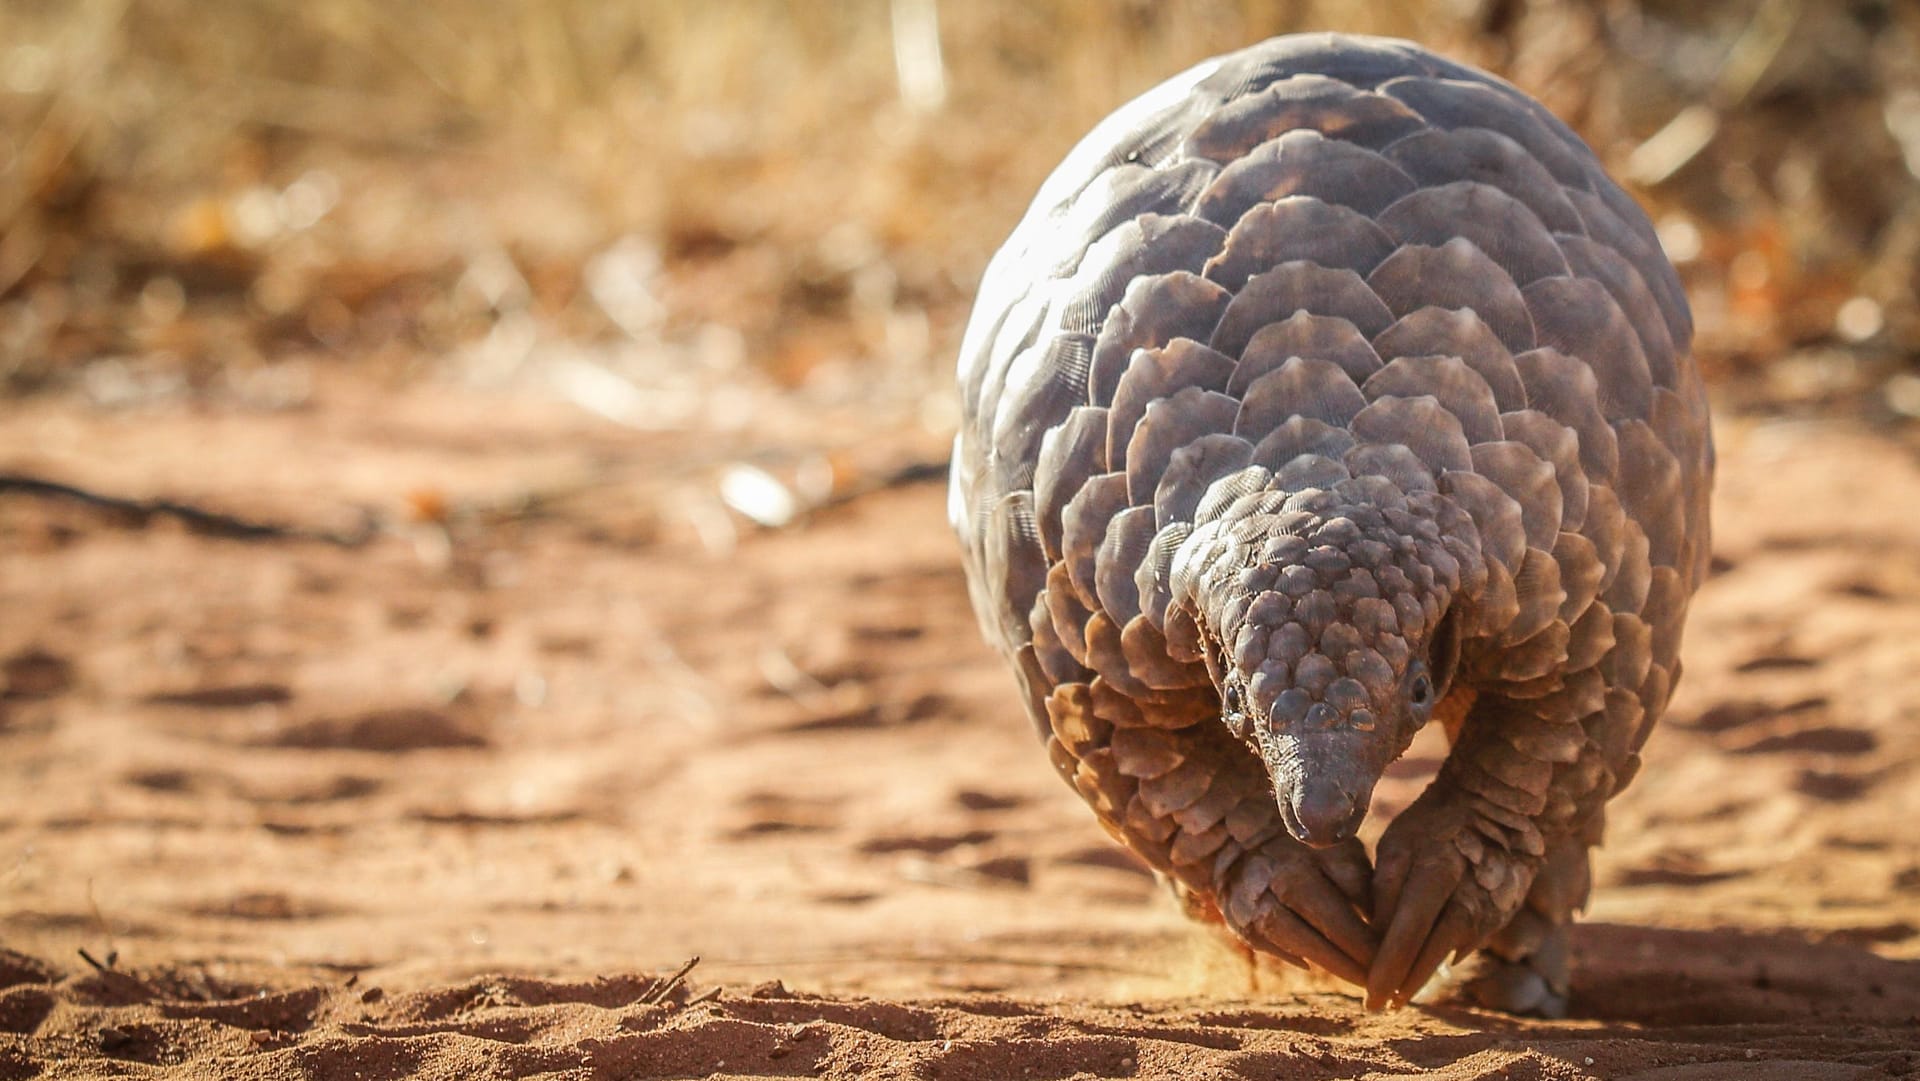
[{"left": 1280, "top": 777, "right": 1370, "bottom": 848}]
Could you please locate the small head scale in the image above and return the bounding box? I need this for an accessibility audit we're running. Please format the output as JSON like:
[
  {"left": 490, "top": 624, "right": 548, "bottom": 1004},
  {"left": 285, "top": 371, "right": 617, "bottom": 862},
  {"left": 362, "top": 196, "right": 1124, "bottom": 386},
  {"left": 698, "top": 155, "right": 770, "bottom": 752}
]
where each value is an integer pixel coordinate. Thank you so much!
[{"left": 1168, "top": 480, "right": 1476, "bottom": 844}]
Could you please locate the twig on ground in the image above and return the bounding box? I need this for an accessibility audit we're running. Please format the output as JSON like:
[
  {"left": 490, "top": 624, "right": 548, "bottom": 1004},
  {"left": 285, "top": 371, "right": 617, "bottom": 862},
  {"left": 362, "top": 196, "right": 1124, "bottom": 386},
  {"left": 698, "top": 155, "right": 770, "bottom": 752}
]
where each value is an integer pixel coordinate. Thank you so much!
[
  {"left": 801, "top": 458, "right": 948, "bottom": 519},
  {"left": 638, "top": 956, "right": 701, "bottom": 1006},
  {"left": 0, "top": 471, "right": 376, "bottom": 546}
]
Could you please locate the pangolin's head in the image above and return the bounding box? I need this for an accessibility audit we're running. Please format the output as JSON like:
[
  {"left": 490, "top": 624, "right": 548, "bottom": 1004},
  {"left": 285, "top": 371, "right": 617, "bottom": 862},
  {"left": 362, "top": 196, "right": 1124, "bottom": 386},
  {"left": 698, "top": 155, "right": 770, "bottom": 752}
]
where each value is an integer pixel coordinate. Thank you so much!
[{"left": 1169, "top": 480, "right": 1477, "bottom": 848}]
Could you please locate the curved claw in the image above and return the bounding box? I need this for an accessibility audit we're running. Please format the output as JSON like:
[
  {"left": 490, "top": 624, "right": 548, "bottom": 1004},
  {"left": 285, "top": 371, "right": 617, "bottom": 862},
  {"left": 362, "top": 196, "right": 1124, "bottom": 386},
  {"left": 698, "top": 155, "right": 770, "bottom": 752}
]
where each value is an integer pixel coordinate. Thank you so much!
[
  {"left": 1247, "top": 903, "right": 1367, "bottom": 987},
  {"left": 1233, "top": 841, "right": 1379, "bottom": 989},
  {"left": 1370, "top": 838, "right": 1415, "bottom": 931},
  {"left": 1366, "top": 850, "right": 1464, "bottom": 1010},
  {"left": 1367, "top": 795, "right": 1540, "bottom": 1010},
  {"left": 1291, "top": 867, "right": 1378, "bottom": 974}
]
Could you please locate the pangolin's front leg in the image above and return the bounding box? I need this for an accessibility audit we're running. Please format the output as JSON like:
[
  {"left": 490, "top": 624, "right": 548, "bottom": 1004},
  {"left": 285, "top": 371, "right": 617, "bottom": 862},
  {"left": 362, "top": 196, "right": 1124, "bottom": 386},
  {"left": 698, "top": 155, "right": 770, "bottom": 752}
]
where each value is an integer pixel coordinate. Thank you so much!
[
  {"left": 1043, "top": 676, "right": 1378, "bottom": 986},
  {"left": 1366, "top": 689, "right": 1622, "bottom": 1011},
  {"left": 1442, "top": 834, "right": 1592, "bottom": 1016}
]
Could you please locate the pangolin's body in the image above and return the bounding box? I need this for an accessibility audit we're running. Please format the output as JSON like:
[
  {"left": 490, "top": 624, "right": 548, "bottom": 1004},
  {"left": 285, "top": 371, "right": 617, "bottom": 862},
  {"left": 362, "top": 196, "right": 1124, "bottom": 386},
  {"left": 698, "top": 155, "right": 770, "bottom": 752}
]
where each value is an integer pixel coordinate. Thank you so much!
[{"left": 950, "top": 34, "right": 1711, "bottom": 1015}]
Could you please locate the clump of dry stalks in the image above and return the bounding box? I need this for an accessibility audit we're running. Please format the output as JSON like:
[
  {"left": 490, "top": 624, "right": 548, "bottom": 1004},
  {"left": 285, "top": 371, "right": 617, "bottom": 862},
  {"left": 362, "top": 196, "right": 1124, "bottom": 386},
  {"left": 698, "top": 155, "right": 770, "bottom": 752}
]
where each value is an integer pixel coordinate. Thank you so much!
[{"left": 0, "top": 0, "right": 1915, "bottom": 424}]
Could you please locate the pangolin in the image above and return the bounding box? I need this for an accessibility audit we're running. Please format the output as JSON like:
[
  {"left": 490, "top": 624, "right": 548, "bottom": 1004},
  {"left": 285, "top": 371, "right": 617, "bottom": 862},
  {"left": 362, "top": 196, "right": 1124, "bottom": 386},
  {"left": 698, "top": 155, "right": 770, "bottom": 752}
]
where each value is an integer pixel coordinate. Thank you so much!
[{"left": 950, "top": 33, "right": 1712, "bottom": 1016}]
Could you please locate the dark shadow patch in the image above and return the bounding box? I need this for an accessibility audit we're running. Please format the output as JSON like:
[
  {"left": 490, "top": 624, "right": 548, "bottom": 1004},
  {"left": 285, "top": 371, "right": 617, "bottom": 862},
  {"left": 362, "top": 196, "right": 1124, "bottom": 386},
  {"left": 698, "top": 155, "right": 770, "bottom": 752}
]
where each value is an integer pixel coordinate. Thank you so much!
[
  {"left": 0, "top": 951, "right": 56, "bottom": 992},
  {"left": 1054, "top": 844, "right": 1153, "bottom": 876},
  {"left": 954, "top": 789, "right": 1026, "bottom": 812},
  {"left": 934, "top": 1035, "right": 1141, "bottom": 1080},
  {"left": 537, "top": 634, "right": 598, "bottom": 657},
  {"left": 1, "top": 650, "right": 73, "bottom": 699},
  {"left": 184, "top": 891, "right": 337, "bottom": 922},
  {"left": 266, "top": 1035, "right": 426, "bottom": 1079},
  {"left": 397, "top": 973, "right": 668, "bottom": 1019},
  {"left": 728, "top": 819, "right": 832, "bottom": 839},
  {"left": 145, "top": 682, "right": 293, "bottom": 708},
  {"left": 1568, "top": 923, "right": 1920, "bottom": 1026},
  {"left": 1680, "top": 699, "right": 1772, "bottom": 733},
  {"left": 1227, "top": 1045, "right": 1388, "bottom": 1079},
  {"left": 1794, "top": 769, "right": 1877, "bottom": 801},
  {"left": 1735, "top": 654, "right": 1818, "bottom": 673},
  {"left": 710, "top": 997, "right": 947, "bottom": 1042},
  {"left": 0, "top": 987, "right": 53, "bottom": 1035},
  {"left": 0, "top": 1043, "right": 37, "bottom": 1081},
  {"left": 1729, "top": 725, "right": 1876, "bottom": 756},
  {"left": 1684, "top": 695, "right": 1828, "bottom": 736},
  {"left": 583, "top": 1018, "right": 827, "bottom": 1080},
  {"left": 249, "top": 774, "right": 383, "bottom": 804},
  {"left": 124, "top": 768, "right": 205, "bottom": 793},
  {"left": 259, "top": 819, "right": 352, "bottom": 837},
  {"left": 1832, "top": 577, "right": 1893, "bottom": 601},
  {"left": 159, "top": 986, "right": 328, "bottom": 1031},
  {"left": 1181, "top": 1007, "right": 1356, "bottom": 1037},
  {"left": 778, "top": 692, "right": 950, "bottom": 734},
  {"left": 338, "top": 1013, "right": 544, "bottom": 1044},
  {"left": 859, "top": 830, "right": 995, "bottom": 855},
  {"left": 1614, "top": 863, "right": 1746, "bottom": 888},
  {"left": 1817, "top": 921, "right": 1918, "bottom": 947},
  {"left": 1068, "top": 1020, "right": 1242, "bottom": 1050},
  {"left": 811, "top": 891, "right": 880, "bottom": 906},
  {"left": 93, "top": 1020, "right": 183, "bottom": 1064},
  {"left": 264, "top": 707, "right": 489, "bottom": 752},
  {"left": 851, "top": 624, "right": 926, "bottom": 643},
  {"left": 727, "top": 791, "right": 841, "bottom": 838},
  {"left": 68, "top": 959, "right": 278, "bottom": 1007},
  {"left": 968, "top": 855, "right": 1032, "bottom": 886},
  {"left": 408, "top": 808, "right": 581, "bottom": 827}
]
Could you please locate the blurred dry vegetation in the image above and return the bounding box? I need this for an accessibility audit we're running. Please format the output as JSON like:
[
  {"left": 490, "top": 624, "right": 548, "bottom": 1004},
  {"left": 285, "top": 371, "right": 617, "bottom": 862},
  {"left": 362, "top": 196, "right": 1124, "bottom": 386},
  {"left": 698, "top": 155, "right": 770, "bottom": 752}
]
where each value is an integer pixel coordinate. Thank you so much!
[{"left": 1, "top": 0, "right": 1917, "bottom": 435}]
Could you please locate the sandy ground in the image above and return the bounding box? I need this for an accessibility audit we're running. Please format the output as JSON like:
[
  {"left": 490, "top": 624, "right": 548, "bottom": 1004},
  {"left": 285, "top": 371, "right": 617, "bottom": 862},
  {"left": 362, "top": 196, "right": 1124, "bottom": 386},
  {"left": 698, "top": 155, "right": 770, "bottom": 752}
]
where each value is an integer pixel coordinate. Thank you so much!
[{"left": 3, "top": 375, "right": 1919, "bottom": 1079}]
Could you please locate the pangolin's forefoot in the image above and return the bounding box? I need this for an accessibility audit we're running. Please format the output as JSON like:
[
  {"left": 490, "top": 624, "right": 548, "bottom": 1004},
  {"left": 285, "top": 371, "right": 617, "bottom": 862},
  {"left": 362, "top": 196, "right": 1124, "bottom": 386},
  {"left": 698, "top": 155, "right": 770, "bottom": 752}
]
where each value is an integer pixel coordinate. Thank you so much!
[{"left": 1420, "top": 913, "right": 1573, "bottom": 1018}]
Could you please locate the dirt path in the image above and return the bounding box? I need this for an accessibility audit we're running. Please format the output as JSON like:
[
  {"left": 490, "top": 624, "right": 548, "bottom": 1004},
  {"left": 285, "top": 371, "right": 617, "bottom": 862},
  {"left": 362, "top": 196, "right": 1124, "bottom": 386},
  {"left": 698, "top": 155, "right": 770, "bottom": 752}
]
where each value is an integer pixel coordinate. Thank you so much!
[{"left": 2, "top": 380, "right": 1918, "bottom": 1079}]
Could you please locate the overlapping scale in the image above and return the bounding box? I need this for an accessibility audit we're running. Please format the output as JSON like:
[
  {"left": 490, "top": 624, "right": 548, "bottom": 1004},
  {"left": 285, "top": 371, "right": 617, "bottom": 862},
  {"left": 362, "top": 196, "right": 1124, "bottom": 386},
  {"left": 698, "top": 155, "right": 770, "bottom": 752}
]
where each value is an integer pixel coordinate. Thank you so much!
[
  {"left": 1232, "top": 311, "right": 1383, "bottom": 392},
  {"left": 1185, "top": 75, "right": 1427, "bottom": 161},
  {"left": 1366, "top": 239, "right": 1536, "bottom": 350},
  {"left": 1212, "top": 261, "right": 1396, "bottom": 355},
  {"left": 1381, "top": 127, "right": 1583, "bottom": 234},
  {"left": 1197, "top": 129, "right": 1417, "bottom": 225},
  {"left": 1203, "top": 196, "right": 1398, "bottom": 289},
  {"left": 1376, "top": 182, "right": 1569, "bottom": 285}
]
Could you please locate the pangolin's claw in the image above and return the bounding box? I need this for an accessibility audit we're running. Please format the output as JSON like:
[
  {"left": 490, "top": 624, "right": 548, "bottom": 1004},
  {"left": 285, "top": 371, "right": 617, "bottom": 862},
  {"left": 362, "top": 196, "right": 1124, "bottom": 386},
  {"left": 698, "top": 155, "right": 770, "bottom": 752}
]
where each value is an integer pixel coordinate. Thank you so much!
[
  {"left": 1233, "top": 838, "right": 1377, "bottom": 987},
  {"left": 1404, "top": 902, "right": 1480, "bottom": 1006},
  {"left": 1365, "top": 790, "right": 1543, "bottom": 1010},
  {"left": 1366, "top": 853, "right": 1462, "bottom": 1010},
  {"left": 1249, "top": 902, "right": 1367, "bottom": 987},
  {"left": 1371, "top": 845, "right": 1412, "bottom": 933},
  {"left": 1295, "top": 877, "right": 1378, "bottom": 975}
]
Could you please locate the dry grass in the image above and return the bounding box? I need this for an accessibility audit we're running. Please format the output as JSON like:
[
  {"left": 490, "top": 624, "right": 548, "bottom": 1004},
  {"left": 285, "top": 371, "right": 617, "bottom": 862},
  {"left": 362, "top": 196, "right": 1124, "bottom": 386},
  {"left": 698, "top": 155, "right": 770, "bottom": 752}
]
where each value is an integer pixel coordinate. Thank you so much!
[{"left": 0, "top": 0, "right": 1915, "bottom": 421}]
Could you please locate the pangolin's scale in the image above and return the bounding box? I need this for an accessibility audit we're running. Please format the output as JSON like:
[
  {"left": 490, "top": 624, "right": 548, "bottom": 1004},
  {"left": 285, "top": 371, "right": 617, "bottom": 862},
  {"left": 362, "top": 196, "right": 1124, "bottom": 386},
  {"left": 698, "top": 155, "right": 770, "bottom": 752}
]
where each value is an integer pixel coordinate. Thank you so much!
[{"left": 950, "top": 34, "right": 1711, "bottom": 1011}]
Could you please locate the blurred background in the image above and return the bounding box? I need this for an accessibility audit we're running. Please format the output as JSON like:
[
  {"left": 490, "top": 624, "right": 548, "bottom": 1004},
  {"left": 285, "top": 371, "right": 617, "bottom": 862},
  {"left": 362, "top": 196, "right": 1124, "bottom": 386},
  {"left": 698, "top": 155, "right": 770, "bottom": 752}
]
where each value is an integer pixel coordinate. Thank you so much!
[
  {"left": 2, "top": 0, "right": 1917, "bottom": 441},
  {"left": 7, "top": 5, "right": 1920, "bottom": 1063}
]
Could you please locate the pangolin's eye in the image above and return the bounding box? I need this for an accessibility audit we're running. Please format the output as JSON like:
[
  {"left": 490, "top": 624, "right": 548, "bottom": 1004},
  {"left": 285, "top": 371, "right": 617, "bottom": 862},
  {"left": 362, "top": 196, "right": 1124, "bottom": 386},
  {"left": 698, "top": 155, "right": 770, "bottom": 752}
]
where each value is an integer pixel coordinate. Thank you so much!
[
  {"left": 1409, "top": 669, "right": 1434, "bottom": 708},
  {"left": 1222, "top": 684, "right": 1243, "bottom": 713}
]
